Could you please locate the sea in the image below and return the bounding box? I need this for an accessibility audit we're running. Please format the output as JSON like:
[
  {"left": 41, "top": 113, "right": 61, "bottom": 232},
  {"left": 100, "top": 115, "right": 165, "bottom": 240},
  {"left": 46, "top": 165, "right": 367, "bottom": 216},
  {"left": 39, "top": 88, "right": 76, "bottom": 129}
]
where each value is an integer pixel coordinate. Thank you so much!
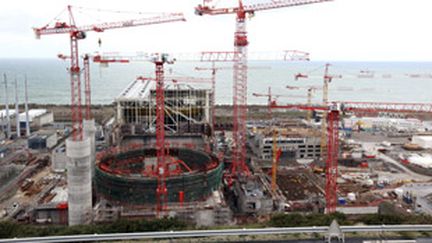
[{"left": 1, "top": 59, "right": 432, "bottom": 105}]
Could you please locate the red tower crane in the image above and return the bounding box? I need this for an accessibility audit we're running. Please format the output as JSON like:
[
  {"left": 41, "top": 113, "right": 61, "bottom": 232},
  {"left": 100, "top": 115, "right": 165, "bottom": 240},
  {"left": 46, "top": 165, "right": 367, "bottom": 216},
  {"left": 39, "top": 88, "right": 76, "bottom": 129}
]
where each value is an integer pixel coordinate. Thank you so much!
[
  {"left": 291, "top": 64, "right": 342, "bottom": 160},
  {"left": 34, "top": 5, "right": 185, "bottom": 141},
  {"left": 285, "top": 85, "right": 358, "bottom": 122},
  {"left": 153, "top": 54, "right": 175, "bottom": 215},
  {"left": 270, "top": 101, "right": 432, "bottom": 213},
  {"left": 93, "top": 52, "right": 197, "bottom": 215},
  {"left": 83, "top": 54, "right": 91, "bottom": 120},
  {"left": 252, "top": 87, "right": 307, "bottom": 119},
  {"left": 195, "top": 0, "right": 332, "bottom": 178},
  {"left": 57, "top": 53, "right": 92, "bottom": 120},
  {"left": 195, "top": 64, "right": 270, "bottom": 143}
]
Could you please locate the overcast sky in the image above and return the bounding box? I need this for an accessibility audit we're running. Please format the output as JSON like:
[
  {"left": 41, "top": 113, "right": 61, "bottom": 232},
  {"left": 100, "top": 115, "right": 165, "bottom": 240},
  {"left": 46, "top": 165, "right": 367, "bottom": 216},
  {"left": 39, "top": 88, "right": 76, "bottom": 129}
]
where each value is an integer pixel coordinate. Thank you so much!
[{"left": 1, "top": 0, "right": 431, "bottom": 61}]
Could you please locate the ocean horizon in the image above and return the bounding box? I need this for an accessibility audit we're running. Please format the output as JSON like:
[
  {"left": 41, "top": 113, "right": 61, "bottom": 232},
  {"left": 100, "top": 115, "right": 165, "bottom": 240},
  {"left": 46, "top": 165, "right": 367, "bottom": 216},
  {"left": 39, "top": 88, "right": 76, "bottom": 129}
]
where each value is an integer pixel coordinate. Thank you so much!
[{"left": 1, "top": 59, "right": 432, "bottom": 106}]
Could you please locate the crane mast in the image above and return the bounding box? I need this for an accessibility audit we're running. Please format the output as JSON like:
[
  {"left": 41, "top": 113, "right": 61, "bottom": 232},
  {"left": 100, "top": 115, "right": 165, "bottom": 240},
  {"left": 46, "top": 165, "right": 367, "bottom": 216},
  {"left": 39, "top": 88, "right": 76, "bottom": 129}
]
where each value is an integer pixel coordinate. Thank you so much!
[
  {"left": 34, "top": 5, "right": 185, "bottom": 141},
  {"left": 196, "top": 0, "right": 332, "bottom": 179},
  {"left": 154, "top": 55, "right": 168, "bottom": 215},
  {"left": 307, "top": 88, "right": 314, "bottom": 122},
  {"left": 69, "top": 18, "right": 84, "bottom": 141},
  {"left": 325, "top": 107, "right": 339, "bottom": 213},
  {"left": 320, "top": 63, "right": 331, "bottom": 160},
  {"left": 231, "top": 1, "right": 249, "bottom": 177},
  {"left": 83, "top": 54, "right": 91, "bottom": 120},
  {"left": 195, "top": 62, "right": 270, "bottom": 147}
]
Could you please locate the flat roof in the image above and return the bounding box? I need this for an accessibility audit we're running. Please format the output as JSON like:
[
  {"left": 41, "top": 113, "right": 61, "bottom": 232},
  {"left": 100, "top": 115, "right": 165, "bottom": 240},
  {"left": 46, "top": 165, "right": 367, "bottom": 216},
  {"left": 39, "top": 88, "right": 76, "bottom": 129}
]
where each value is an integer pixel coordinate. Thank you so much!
[
  {"left": 116, "top": 79, "right": 210, "bottom": 102},
  {"left": 0, "top": 109, "right": 16, "bottom": 118},
  {"left": 19, "top": 109, "right": 48, "bottom": 122},
  {"left": 116, "top": 79, "right": 154, "bottom": 102}
]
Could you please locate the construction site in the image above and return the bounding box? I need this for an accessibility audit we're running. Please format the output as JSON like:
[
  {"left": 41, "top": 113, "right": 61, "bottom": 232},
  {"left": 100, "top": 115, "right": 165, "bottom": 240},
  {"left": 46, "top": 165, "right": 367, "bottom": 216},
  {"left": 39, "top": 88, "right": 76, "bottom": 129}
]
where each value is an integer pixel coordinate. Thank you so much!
[{"left": 2, "top": 0, "right": 432, "bottom": 234}]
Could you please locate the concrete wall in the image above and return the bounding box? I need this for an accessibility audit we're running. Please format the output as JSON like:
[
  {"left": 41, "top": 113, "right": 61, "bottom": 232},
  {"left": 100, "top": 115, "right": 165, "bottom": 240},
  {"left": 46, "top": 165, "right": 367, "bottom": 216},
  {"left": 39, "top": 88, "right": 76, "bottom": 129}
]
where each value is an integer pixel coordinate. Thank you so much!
[
  {"left": 95, "top": 148, "right": 223, "bottom": 205},
  {"left": 52, "top": 148, "right": 68, "bottom": 173},
  {"left": 66, "top": 138, "right": 92, "bottom": 226},
  {"left": 46, "top": 132, "right": 58, "bottom": 149}
]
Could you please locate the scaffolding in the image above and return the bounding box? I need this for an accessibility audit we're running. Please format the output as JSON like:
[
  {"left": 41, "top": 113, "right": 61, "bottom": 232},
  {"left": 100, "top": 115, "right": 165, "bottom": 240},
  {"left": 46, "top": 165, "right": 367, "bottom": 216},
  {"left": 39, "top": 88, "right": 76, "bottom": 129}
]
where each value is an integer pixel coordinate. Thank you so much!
[{"left": 116, "top": 81, "right": 212, "bottom": 135}]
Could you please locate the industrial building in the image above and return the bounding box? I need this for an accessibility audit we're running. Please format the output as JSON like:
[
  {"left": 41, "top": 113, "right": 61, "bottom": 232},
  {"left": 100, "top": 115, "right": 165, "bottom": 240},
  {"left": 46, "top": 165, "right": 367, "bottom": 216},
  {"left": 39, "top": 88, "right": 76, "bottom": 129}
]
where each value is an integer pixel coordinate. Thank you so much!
[
  {"left": 27, "top": 130, "right": 58, "bottom": 150},
  {"left": 0, "top": 110, "right": 16, "bottom": 138},
  {"left": 18, "top": 109, "right": 54, "bottom": 129},
  {"left": 0, "top": 109, "right": 16, "bottom": 120},
  {"left": 250, "top": 126, "right": 321, "bottom": 161},
  {"left": 115, "top": 80, "right": 212, "bottom": 137},
  {"left": 343, "top": 116, "right": 427, "bottom": 133},
  {"left": 1, "top": 109, "right": 53, "bottom": 137}
]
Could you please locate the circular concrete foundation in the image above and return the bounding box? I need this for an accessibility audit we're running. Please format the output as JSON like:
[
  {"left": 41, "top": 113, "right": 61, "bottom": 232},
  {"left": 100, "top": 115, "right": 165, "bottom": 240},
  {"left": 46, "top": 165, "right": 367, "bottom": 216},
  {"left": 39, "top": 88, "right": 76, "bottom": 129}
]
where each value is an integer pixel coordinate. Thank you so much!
[{"left": 95, "top": 147, "right": 223, "bottom": 205}]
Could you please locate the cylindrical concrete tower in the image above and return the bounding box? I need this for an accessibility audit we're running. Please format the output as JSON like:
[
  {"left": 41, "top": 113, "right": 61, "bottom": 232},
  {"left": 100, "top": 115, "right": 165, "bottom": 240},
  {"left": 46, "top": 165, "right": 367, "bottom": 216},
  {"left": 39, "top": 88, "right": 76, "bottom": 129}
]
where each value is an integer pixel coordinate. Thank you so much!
[
  {"left": 83, "top": 119, "right": 96, "bottom": 178},
  {"left": 66, "top": 137, "right": 92, "bottom": 225}
]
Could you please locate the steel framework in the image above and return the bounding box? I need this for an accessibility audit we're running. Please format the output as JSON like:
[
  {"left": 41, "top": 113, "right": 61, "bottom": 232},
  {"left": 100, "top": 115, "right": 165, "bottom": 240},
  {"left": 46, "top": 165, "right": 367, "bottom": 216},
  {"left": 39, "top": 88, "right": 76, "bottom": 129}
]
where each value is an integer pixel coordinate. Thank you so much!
[
  {"left": 154, "top": 55, "right": 171, "bottom": 215},
  {"left": 195, "top": 0, "right": 332, "bottom": 178}
]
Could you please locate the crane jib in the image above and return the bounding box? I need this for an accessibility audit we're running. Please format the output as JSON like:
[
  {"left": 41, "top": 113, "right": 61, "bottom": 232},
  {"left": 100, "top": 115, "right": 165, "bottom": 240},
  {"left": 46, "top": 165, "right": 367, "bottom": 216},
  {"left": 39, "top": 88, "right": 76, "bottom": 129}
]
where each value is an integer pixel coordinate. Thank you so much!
[{"left": 34, "top": 14, "right": 186, "bottom": 37}]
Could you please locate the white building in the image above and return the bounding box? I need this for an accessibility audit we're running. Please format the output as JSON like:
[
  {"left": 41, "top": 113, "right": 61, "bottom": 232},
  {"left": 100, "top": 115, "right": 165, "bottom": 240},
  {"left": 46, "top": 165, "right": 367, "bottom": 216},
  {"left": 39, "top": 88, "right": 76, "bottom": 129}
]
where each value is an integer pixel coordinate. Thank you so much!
[
  {"left": 343, "top": 116, "right": 425, "bottom": 132},
  {"left": 18, "top": 109, "right": 54, "bottom": 128},
  {"left": 250, "top": 128, "right": 321, "bottom": 161},
  {"left": 408, "top": 154, "right": 432, "bottom": 169}
]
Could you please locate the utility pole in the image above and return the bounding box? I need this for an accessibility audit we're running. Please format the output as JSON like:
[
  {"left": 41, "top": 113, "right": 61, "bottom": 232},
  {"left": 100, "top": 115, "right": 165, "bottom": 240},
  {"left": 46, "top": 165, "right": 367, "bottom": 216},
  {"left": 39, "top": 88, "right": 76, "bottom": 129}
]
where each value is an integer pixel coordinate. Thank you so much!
[
  {"left": 3, "top": 74, "right": 11, "bottom": 139},
  {"left": 24, "top": 75, "right": 30, "bottom": 136},
  {"left": 15, "top": 78, "right": 20, "bottom": 138}
]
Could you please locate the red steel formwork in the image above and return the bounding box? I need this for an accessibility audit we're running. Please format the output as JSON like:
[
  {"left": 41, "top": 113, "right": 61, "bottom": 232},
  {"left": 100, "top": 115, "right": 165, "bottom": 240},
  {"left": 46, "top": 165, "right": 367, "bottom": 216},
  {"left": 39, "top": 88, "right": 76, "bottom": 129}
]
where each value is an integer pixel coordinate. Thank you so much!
[
  {"left": 154, "top": 60, "right": 168, "bottom": 215},
  {"left": 325, "top": 109, "right": 339, "bottom": 213}
]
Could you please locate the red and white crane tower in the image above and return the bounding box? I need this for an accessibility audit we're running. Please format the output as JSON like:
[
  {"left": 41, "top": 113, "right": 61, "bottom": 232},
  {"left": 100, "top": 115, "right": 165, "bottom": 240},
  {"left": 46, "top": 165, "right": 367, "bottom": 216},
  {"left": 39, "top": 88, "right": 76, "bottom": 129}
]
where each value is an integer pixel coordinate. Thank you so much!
[
  {"left": 34, "top": 5, "right": 185, "bottom": 141},
  {"left": 195, "top": 0, "right": 332, "bottom": 178},
  {"left": 58, "top": 53, "right": 93, "bottom": 120},
  {"left": 195, "top": 64, "right": 270, "bottom": 144},
  {"left": 287, "top": 85, "right": 322, "bottom": 122},
  {"left": 286, "top": 85, "right": 358, "bottom": 122},
  {"left": 153, "top": 54, "right": 175, "bottom": 215},
  {"left": 83, "top": 54, "right": 91, "bottom": 120},
  {"left": 270, "top": 101, "right": 432, "bottom": 213},
  {"left": 292, "top": 64, "right": 342, "bottom": 159},
  {"left": 252, "top": 87, "right": 307, "bottom": 120}
]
